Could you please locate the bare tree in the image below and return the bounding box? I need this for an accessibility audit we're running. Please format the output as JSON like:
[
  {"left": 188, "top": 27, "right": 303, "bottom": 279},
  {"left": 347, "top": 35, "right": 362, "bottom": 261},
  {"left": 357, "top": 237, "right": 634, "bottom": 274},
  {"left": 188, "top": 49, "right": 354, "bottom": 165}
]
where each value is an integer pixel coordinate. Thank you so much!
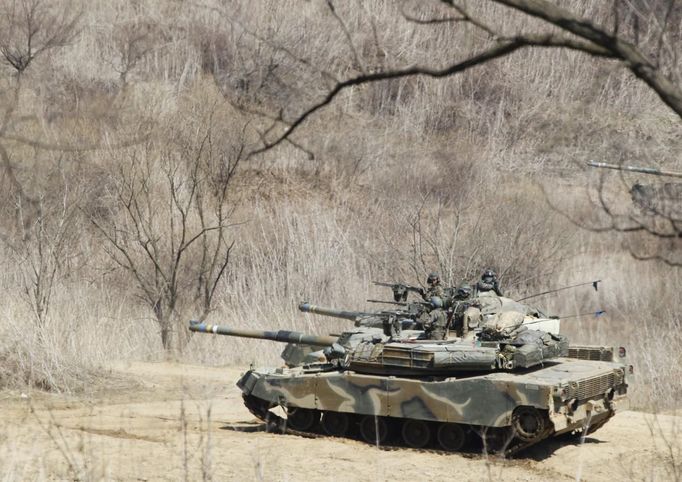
[
  {"left": 0, "top": 0, "right": 82, "bottom": 228},
  {"left": 0, "top": 173, "right": 81, "bottom": 326},
  {"left": 0, "top": 0, "right": 154, "bottom": 247},
  {"left": 89, "top": 124, "right": 243, "bottom": 354},
  {"left": 234, "top": 0, "right": 680, "bottom": 265},
  {"left": 100, "top": 3, "right": 169, "bottom": 87},
  {"left": 247, "top": 0, "right": 680, "bottom": 154},
  {"left": 544, "top": 161, "right": 682, "bottom": 266},
  {"left": 386, "top": 192, "right": 572, "bottom": 289},
  {"left": 0, "top": 0, "right": 81, "bottom": 74}
]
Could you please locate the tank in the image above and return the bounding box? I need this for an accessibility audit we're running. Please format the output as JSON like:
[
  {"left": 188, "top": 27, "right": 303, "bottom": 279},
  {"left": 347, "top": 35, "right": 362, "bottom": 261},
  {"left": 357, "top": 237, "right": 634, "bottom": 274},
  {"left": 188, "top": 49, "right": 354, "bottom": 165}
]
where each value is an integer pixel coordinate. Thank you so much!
[{"left": 189, "top": 321, "right": 628, "bottom": 455}]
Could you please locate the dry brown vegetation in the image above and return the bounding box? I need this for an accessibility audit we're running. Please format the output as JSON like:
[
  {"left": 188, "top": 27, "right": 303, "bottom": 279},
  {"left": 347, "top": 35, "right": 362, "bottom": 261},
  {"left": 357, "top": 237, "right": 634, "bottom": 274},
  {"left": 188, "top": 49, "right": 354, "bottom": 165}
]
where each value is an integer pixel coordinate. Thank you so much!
[{"left": 0, "top": 0, "right": 680, "bottom": 422}]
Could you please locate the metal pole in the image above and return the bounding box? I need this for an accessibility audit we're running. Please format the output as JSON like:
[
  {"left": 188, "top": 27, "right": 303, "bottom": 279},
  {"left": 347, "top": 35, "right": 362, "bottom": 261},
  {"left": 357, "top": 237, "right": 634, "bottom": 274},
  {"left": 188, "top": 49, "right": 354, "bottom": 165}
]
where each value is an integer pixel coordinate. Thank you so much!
[
  {"left": 517, "top": 280, "right": 601, "bottom": 302},
  {"left": 587, "top": 161, "right": 682, "bottom": 179}
]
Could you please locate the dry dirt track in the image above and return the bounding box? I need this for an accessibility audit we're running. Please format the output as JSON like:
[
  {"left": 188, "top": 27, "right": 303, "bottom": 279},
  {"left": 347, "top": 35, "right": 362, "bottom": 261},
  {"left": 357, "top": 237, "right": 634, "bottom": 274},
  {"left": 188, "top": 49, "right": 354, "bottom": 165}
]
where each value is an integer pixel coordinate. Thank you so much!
[{"left": 0, "top": 362, "right": 680, "bottom": 481}]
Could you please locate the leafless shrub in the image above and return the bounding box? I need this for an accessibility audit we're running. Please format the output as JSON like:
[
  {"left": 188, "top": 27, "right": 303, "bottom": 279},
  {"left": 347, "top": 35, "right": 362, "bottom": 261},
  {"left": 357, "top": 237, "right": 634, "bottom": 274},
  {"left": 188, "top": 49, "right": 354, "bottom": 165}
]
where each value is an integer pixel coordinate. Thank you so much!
[
  {"left": 89, "top": 109, "right": 245, "bottom": 355},
  {"left": 1, "top": 185, "right": 81, "bottom": 326},
  {"left": 0, "top": 0, "right": 82, "bottom": 75},
  {"left": 0, "top": 1, "right": 676, "bottom": 418}
]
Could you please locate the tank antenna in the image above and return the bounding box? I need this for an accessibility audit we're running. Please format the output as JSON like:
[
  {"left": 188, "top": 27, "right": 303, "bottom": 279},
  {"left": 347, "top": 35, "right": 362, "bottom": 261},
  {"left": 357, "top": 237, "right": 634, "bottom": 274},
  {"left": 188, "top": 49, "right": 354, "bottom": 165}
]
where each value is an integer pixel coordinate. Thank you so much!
[{"left": 517, "top": 280, "right": 601, "bottom": 302}]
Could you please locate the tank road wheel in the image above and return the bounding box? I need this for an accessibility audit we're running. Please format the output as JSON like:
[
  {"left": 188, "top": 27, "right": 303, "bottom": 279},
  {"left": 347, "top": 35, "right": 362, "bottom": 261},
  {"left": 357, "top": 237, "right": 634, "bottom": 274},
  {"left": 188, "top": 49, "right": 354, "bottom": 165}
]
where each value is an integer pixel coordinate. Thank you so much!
[
  {"left": 401, "top": 420, "right": 432, "bottom": 449},
  {"left": 286, "top": 407, "right": 319, "bottom": 432},
  {"left": 512, "top": 407, "right": 547, "bottom": 443},
  {"left": 321, "top": 411, "right": 350, "bottom": 437},
  {"left": 436, "top": 423, "right": 466, "bottom": 452},
  {"left": 359, "top": 416, "right": 390, "bottom": 445}
]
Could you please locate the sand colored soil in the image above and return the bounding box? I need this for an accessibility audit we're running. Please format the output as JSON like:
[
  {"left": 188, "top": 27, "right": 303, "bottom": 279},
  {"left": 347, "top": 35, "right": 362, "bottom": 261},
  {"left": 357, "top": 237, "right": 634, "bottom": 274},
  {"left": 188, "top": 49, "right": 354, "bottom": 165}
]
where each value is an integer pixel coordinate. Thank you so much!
[{"left": 0, "top": 362, "right": 679, "bottom": 481}]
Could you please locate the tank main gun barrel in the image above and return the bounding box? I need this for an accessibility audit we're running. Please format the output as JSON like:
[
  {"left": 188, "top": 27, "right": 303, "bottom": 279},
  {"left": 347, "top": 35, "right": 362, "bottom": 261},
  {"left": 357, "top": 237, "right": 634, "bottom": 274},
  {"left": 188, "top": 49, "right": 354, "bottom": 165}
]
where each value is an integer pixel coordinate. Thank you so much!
[
  {"left": 587, "top": 161, "right": 682, "bottom": 178},
  {"left": 298, "top": 302, "right": 372, "bottom": 321},
  {"left": 189, "top": 321, "right": 337, "bottom": 346}
]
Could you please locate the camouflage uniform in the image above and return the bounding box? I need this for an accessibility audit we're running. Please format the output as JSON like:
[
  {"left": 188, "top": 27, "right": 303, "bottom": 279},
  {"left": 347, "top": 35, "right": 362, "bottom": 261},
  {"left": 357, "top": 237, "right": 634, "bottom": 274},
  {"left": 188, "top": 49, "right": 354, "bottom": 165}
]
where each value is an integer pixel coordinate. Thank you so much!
[
  {"left": 424, "top": 308, "right": 448, "bottom": 340},
  {"left": 419, "top": 273, "right": 450, "bottom": 340},
  {"left": 450, "top": 301, "right": 482, "bottom": 338},
  {"left": 476, "top": 269, "right": 503, "bottom": 296},
  {"left": 444, "top": 285, "right": 481, "bottom": 339},
  {"left": 423, "top": 284, "right": 446, "bottom": 302}
]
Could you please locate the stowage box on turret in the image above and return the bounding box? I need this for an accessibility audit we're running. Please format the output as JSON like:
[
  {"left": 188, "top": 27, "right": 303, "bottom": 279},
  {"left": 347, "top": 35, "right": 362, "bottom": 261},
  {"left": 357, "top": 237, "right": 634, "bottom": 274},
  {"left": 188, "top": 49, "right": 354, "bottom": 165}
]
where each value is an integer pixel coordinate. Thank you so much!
[{"left": 189, "top": 320, "right": 628, "bottom": 455}]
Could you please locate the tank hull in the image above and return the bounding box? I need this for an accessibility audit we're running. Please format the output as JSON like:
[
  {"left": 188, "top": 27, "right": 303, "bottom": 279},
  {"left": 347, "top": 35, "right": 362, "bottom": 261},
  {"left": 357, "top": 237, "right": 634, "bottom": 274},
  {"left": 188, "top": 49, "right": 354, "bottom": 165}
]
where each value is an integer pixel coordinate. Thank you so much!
[{"left": 237, "top": 358, "right": 626, "bottom": 454}]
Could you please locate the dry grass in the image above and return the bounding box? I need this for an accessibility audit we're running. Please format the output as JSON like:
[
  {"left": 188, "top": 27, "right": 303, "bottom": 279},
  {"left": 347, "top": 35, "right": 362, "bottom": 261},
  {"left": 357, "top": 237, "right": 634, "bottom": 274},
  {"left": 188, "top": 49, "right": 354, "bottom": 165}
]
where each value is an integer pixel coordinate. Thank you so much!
[{"left": 0, "top": 0, "right": 678, "bottom": 417}]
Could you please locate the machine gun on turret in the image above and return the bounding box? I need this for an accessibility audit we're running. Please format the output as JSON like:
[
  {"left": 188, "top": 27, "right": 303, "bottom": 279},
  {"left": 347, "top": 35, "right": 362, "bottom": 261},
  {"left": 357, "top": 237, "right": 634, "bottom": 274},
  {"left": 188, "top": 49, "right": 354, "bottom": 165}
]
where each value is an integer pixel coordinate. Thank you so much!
[{"left": 372, "top": 281, "right": 426, "bottom": 302}]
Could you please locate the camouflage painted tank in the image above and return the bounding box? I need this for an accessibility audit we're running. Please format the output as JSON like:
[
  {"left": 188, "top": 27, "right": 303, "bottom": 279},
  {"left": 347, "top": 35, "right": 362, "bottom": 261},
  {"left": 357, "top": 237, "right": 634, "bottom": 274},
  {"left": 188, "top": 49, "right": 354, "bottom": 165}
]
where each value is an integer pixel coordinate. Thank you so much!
[{"left": 189, "top": 321, "right": 628, "bottom": 455}]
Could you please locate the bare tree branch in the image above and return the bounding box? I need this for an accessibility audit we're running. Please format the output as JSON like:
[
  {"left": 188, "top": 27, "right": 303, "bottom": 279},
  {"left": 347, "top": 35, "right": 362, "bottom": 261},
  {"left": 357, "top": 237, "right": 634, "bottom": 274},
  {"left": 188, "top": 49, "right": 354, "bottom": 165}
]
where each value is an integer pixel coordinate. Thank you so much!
[
  {"left": 325, "top": 0, "right": 365, "bottom": 74},
  {"left": 491, "top": 0, "right": 682, "bottom": 116},
  {"left": 250, "top": 39, "right": 527, "bottom": 156}
]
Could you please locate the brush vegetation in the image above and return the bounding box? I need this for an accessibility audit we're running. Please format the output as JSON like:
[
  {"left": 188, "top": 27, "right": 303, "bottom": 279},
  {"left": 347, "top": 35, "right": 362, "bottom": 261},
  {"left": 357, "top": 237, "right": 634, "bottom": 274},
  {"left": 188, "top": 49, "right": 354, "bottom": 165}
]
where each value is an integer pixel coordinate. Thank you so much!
[{"left": 0, "top": 0, "right": 679, "bottom": 413}]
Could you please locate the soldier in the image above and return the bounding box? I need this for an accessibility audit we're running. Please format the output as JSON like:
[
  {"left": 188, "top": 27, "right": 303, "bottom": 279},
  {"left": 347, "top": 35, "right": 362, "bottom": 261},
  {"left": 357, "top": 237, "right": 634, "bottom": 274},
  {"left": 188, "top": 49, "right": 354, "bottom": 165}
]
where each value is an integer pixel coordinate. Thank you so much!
[
  {"left": 422, "top": 272, "right": 445, "bottom": 301},
  {"left": 420, "top": 273, "right": 450, "bottom": 340},
  {"left": 450, "top": 285, "right": 482, "bottom": 338},
  {"left": 476, "top": 269, "right": 503, "bottom": 296},
  {"left": 422, "top": 296, "right": 448, "bottom": 340}
]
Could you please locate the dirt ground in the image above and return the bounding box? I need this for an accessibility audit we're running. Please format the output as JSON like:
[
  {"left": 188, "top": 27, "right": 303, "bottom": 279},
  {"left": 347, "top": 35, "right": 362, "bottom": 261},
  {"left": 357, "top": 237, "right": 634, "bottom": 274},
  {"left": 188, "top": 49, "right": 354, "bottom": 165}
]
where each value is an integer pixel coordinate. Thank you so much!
[{"left": 1, "top": 362, "right": 680, "bottom": 481}]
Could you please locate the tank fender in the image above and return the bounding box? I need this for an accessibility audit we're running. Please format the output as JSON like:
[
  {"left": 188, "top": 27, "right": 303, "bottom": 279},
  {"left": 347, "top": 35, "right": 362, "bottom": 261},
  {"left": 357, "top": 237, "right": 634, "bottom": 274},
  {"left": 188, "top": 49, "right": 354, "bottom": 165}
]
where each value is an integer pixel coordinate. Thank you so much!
[
  {"left": 237, "top": 370, "right": 260, "bottom": 395},
  {"left": 551, "top": 398, "right": 614, "bottom": 435}
]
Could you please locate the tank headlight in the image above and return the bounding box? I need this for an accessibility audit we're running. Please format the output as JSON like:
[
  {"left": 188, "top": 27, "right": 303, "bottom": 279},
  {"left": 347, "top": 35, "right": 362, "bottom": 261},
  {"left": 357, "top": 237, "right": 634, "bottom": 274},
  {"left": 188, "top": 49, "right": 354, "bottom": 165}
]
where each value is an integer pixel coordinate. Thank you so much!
[
  {"left": 618, "top": 347, "right": 627, "bottom": 358},
  {"left": 554, "top": 385, "right": 569, "bottom": 401}
]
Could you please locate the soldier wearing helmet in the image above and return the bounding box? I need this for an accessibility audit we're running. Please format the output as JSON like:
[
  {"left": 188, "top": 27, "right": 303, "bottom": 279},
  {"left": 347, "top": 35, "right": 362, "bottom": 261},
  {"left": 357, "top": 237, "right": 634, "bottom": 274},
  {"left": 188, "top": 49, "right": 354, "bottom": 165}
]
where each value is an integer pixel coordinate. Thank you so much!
[
  {"left": 422, "top": 296, "right": 449, "bottom": 340},
  {"left": 476, "top": 269, "right": 503, "bottom": 296},
  {"left": 422, "top": 272, "right": 445, "bottom": 301},
  {"left": 450, "top": 284, "right": 482, "bottom": 338},
  {"left": 421, "top": 272, "right": 448, "bottom": 340}
]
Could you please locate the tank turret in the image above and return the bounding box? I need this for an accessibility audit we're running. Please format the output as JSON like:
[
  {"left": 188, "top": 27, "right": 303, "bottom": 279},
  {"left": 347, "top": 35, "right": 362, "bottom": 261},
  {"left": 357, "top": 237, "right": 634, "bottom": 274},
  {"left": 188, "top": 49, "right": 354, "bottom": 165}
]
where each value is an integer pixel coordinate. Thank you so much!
[{"left": 189, "top": 320, "right": 568, "bottom": 373}]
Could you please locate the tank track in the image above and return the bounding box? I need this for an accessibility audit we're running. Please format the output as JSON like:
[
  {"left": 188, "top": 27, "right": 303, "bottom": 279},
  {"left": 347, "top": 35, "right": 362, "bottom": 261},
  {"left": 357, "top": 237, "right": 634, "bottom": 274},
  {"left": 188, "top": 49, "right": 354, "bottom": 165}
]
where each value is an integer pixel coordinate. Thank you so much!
[{"left": 242, "top": 393, "right": 566, "bottom": 457}]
